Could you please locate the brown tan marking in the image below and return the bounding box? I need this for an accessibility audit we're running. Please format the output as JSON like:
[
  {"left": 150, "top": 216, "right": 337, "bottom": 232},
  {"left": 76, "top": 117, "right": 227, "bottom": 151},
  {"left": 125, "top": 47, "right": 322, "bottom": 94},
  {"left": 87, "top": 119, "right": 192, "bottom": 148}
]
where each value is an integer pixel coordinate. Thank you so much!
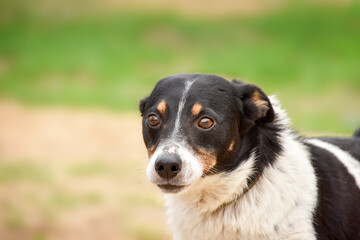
[
  {"left": 196, "top": 148, "right": 217, "bottom": 174},
  {"left": 228, "top": 140, "right": 235, "bottom": 152},
  {"left": 251, "top": 90, "right": 269, "bottom": 117},
  {"left": 157, "top": 100, "right": 167, "bottom": 114},
  {"left": 252, "top": 90, "right": 268, "bottom": 107},
  {"left": 148, "top": 146, "right": 156, "bottom": 158},
  {"left": 191, "top": 103, "right": 203, "bottom": 116}
]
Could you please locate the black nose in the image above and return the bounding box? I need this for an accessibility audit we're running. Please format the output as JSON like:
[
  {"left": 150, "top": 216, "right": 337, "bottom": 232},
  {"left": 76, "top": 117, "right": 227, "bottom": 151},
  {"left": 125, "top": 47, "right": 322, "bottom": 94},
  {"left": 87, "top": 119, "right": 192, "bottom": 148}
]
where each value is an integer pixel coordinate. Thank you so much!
[{"left": 155, "top": 154, "right": 182, "bottom": 180}]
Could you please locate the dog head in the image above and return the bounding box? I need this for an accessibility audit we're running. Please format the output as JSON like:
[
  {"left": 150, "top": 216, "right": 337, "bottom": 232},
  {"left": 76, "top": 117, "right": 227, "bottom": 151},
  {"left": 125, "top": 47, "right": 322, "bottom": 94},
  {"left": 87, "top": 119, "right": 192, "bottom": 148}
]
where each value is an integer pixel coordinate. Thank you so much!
[{"left": 139, "top": 73, "right": 275, "bottom": 193}]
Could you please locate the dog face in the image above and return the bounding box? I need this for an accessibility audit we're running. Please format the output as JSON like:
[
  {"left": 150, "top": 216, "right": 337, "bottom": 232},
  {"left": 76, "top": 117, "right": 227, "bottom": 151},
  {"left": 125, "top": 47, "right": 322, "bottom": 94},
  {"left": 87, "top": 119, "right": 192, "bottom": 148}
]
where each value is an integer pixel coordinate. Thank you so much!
[{"left": 140, "top": 74, "right": 274, "bottom": 193}]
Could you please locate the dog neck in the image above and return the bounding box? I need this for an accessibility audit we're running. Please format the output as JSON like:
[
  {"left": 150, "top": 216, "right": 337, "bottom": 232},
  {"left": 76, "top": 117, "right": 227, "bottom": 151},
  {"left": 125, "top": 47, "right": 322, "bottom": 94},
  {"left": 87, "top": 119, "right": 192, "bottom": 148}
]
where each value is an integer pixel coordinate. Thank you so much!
[
  {"left": 212, "top": 171, "right": 262, "bottom": 213},
  {"left": 243, "top": 171, "right": 262, "bottom": 195}
]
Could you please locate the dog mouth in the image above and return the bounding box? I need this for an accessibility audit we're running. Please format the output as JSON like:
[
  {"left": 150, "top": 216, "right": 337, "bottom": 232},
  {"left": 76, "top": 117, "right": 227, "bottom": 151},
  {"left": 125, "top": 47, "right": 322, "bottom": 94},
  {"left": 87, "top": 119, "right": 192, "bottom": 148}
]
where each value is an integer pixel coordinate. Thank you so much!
[{"left": 157, "top": 184, "right": 188, "bottom": 193}]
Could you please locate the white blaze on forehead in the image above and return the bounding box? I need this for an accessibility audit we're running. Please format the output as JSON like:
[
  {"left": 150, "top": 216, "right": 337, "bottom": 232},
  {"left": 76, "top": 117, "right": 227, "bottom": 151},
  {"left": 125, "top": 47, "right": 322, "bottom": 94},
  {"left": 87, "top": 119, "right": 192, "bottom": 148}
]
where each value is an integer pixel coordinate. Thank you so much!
[{"left": 171, "top": 80, "right": 195, "bottom": 139}]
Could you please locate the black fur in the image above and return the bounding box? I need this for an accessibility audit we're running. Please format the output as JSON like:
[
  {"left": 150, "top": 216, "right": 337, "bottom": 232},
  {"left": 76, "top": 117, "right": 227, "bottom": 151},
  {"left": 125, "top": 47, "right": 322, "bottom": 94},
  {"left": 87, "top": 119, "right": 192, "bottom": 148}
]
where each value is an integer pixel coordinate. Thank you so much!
[
  {"left": 140, "top": 73, "right": 360, "bottom": 239},
  {"left": 316, "top": 137, "right": 360, "bottom": 160},
  {"left": 140, "top": 74, "right": 282, "bottom": 177},
  {"left": 304, "top": 142, "right": 360, "bottom": 239}
]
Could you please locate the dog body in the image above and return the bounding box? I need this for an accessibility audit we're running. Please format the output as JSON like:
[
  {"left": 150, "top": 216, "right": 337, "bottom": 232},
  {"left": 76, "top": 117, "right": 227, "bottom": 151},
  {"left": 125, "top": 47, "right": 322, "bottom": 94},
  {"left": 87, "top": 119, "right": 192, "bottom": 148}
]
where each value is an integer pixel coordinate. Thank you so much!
[{"left": 140, "top": 74, "right": 360, "bottom": 240}]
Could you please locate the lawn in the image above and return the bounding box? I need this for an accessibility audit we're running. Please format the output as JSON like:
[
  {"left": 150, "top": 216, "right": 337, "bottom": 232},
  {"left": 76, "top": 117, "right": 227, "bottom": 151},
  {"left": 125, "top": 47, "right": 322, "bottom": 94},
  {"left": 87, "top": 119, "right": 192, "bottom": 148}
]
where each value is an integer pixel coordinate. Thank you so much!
[{"left": 0, "top": 3, "right": 359, "bottom": 130}]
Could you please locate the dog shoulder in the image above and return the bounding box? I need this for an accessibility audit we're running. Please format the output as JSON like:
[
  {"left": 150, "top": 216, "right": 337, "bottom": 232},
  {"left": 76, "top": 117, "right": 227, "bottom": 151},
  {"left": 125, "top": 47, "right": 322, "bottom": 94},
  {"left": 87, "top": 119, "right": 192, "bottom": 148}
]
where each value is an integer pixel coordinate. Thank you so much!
[{"left": 305, "top": 139, "right": 360, "bottom": 239}]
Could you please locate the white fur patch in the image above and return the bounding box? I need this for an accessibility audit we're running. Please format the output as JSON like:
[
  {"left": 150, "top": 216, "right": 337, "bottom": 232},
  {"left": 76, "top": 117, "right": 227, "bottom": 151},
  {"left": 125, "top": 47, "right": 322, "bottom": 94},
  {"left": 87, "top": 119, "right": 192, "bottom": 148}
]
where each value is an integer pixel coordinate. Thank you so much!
[
  {"left": 171, "top": 80, "right": 195, "bottom": 139},
  {"left": 164, "top": 96, "right": 318, "bottom": 240},
  {"left": 306, "top": 139, "right": 360, "bottom": 189},
  {"left": 146, "top": 141, "right": 203, "bottom": 186}
]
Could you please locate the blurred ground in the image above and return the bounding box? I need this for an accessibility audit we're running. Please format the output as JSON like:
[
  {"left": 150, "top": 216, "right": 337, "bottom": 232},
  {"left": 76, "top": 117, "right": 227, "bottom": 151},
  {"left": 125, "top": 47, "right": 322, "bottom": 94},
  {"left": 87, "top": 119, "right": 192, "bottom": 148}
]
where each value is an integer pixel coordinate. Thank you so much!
[
  {"left": 0, "top": 98, "right": 355, "bottom": 240},
  {"left": 0, "top": 100, "right": 170, "bottom": 240}
]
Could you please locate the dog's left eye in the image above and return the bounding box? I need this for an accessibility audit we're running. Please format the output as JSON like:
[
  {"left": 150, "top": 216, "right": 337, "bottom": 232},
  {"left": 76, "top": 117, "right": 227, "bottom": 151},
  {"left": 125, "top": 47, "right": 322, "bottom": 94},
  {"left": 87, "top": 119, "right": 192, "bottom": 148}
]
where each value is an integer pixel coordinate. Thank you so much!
[
  {"left": 148, "top": 114, "right": 160, "bottom": 127},
  {"left": 198, "top": 117, "right": 214, "bottom": 129}
]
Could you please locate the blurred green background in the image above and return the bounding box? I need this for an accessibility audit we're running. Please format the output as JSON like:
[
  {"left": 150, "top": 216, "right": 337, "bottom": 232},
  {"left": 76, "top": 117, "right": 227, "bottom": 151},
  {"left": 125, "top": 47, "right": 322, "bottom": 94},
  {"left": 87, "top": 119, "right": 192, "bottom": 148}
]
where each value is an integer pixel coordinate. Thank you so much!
[
  {"left": 1, "top": 0, "right": 359, "bottom": 133},
  {"left": 0, "top": 0, "right": 359, "bottom": 239}
]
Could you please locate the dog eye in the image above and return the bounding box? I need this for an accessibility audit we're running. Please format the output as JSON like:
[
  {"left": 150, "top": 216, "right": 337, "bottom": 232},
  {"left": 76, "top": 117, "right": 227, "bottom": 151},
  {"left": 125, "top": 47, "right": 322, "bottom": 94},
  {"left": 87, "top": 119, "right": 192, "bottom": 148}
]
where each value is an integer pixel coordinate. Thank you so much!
[
  {"left": 148, "top": 114, "right": 160, "bottom": 127},
  {"left": 198, "top": 117, "right": 214, "bottom": 129}
]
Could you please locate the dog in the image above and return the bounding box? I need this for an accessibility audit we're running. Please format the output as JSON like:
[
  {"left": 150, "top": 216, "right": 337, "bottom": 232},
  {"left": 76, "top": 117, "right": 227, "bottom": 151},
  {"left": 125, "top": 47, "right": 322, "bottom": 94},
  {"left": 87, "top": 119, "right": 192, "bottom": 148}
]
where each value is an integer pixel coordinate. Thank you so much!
[{"left": 139, "top": 73, "right": 360, "bottom": 240}]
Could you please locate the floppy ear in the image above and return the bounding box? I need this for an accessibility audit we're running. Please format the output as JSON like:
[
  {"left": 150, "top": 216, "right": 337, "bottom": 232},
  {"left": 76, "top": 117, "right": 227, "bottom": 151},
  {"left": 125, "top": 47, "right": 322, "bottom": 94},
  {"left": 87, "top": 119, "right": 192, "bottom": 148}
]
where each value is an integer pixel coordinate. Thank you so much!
[
  {"left": 139, "top": 97, "right": 149, "bottom": 116},
  {"left": 232, "top": 80, "right": 275, "bottom": 131}
]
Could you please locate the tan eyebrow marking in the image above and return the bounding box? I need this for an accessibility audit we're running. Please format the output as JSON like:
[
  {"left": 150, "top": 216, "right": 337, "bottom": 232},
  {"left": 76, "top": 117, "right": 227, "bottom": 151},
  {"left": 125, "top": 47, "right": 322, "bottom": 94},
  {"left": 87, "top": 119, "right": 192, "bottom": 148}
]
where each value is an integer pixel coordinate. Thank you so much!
[
  {"left": 228, "top": 140, "right": 235, "bottom": 152},
  {"left": 191, "top": 103, "right": 203, "bottom": 116},
  {"left": 157, "top": 100, "right": 166, "bottom": 114}
]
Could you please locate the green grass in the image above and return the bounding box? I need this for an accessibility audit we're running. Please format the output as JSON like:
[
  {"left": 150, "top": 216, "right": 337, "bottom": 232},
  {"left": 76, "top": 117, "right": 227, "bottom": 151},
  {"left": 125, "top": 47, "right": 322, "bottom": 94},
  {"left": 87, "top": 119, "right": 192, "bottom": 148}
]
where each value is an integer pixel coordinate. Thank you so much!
[
  {"left": 0, "top": 162, "right": 50, "bottom": 183},
  {"left": 68, "top": 161, "right": 115, "bottom": 177},
  {"left": 0, "top": 4, "right": 359, "bottom": 133},
  {"left": 3, "top": 206, "right": 26, "bottom": 230}
]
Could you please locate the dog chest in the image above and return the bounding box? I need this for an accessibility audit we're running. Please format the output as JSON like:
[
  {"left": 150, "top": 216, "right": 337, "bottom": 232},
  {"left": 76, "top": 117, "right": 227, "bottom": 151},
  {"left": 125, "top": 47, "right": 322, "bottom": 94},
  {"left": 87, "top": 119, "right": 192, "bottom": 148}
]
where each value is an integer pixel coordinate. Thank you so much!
[{"left": 166, "top": 200, "right": 317, "bottom": 240}]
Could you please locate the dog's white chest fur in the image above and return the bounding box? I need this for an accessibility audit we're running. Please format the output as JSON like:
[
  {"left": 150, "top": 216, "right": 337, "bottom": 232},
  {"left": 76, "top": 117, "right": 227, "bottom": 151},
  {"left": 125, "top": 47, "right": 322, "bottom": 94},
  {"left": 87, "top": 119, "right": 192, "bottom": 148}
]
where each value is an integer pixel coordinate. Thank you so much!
[{"left": 164, "top": 133, "right": 318, "bottom": 240}]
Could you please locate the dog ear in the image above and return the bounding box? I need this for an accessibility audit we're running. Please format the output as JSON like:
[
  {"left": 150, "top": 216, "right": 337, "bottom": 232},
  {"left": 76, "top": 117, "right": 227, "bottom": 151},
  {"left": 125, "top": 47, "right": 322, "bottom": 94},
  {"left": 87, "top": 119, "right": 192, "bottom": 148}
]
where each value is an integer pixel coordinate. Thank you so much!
[
  {"left": 232, "top": 79, "right": 244, "bottom": 85},
  {"left": 139, "top": 97, "right": 149, "bottom": 116},
  {"left": 232, "top": 81, "right": 275, "bottom": 131}
]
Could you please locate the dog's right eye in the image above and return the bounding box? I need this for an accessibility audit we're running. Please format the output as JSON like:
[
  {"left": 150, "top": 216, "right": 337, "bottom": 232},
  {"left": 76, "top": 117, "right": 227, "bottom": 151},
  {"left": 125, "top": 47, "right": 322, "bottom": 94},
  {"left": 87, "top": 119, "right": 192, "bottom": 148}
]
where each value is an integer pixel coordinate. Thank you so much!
[
  {"left": 198, "top": 117, "right": 214, "bottom": 129},
  {"left": 148, "top": 114, "right": 160, "bottom": 127}
]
